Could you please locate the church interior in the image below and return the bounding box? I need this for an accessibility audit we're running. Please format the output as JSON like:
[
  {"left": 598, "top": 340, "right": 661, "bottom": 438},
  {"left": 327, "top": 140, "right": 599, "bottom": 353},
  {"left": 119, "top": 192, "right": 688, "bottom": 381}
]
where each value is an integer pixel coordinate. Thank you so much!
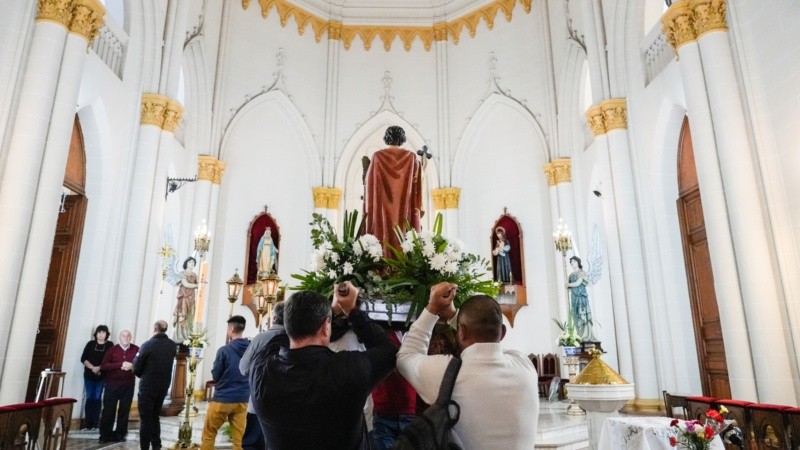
[{"left": 1, "top": 0, "right": 800, "bottom": 448}]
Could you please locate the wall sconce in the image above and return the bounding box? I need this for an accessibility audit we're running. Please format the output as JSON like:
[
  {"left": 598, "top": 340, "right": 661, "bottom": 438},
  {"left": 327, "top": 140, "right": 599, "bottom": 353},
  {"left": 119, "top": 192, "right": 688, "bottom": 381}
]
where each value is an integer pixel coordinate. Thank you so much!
[
  {"left": 226, "top": 269, "right": 244, "bottom": 318},
  {"left": 256, "top": 271, "right": 281, "bottom": 331},
  {"left": 194, "top": 220, "right": 211, "bottom": 258}
]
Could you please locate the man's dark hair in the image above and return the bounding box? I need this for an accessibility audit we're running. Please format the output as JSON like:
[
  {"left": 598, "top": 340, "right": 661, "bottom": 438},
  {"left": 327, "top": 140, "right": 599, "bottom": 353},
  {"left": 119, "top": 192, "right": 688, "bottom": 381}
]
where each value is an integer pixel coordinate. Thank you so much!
[
  {"left": 457, "top": 295, "right": 503, "bottom": 343},
  {"left": 227, "top": 315, "right": 246, "bottom": 334},
  {"left": 154, "top": 320, "right": 168, "bottom": 333},
  {"left": 284, "top": 291, "right": 331, "bottom": 340},
  {"left": 272, "top": 301, "right": 286, "bottom": 326},
  {"left": 384, "top": 126, "right": 406, "bottom": 146}
]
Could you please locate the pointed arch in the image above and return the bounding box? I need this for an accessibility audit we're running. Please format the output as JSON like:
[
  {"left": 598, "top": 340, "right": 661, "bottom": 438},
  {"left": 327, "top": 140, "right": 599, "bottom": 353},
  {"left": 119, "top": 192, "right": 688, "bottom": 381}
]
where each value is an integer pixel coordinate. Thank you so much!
[
  {"left": 219, "top": 90, "right": 321, "bottom": 184},
  {"left": 335, "top": 110, "right": 439, "bottom": 223},
  {"left": 182, "top": 41, "right": 212, "bottom": 154}
]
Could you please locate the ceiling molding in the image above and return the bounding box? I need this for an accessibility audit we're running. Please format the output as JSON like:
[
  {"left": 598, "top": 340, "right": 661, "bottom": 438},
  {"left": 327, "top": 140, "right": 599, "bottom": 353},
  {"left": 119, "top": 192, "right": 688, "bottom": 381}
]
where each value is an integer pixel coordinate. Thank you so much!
[{"left": 241, "top": 0, "right": 533, "bottom": 51}]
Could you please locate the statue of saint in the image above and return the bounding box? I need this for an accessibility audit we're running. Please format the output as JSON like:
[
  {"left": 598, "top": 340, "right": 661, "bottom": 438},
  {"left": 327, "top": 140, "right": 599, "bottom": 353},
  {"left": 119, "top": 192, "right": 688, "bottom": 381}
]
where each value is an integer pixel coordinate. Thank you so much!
[
  {"left": 568, "top": 256, "right": 594, "bottom": 339},
  {"left": 364, "top": 126, "right": 424, "bottom": 253},
  {"left": 173, "top": 257, "right": 198, "bottom": 342},
  {"left": 492, "top": 226, "right": 512, "bottom": 284},
  {"left": 256, "top": 227, "right": 278, "bottom": 276}
]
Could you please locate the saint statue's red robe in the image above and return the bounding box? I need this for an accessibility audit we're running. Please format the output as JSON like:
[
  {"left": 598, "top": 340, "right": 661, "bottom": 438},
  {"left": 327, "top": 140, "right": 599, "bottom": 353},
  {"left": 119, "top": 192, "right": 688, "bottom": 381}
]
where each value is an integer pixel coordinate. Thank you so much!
[{"left": 364, "top": 146, "right": 423, "bottom": 254}]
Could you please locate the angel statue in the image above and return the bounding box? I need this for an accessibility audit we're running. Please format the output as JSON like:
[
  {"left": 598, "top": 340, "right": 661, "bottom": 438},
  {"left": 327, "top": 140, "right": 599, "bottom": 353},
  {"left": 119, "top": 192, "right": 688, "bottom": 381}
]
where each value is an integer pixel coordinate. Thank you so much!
[
  {"left": 568, "top": 224, "right": 603, "bottom": 340},
  {"left": 257, "top": 227, "right": 278, "bottom": 276}
]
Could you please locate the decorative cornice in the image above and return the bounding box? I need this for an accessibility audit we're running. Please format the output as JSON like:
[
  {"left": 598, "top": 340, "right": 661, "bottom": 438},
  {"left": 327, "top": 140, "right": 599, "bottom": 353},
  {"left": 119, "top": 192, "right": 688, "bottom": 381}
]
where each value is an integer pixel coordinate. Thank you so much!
[
  {"left": 37, "top": 0, "right": 73, "bottom": 27},
  {"left": 585, "top": 104, "right": 605, "bottom": 136},
  {"left": 689, "top": 0, "right": 727, "bottom": 37},
  {"left": 244, "top": 0, "right": 532, "bottom": 52},
  {"left": 140, "top": 93, "right": 169, "bottom": 128},
  {"left": 601, "top": 99, "right": 628, "bottom": 131},
  {"left": 163, "top": 100, "right": 184, "bottom": 133},
  {"left": 662, "top": 1, "right": 696, "bottom": 52},
  {"left": 543, "top": 159, "right": 571, "bottom": 186},
  {"left": 431, "top": 187, "right": 461, "bottom": 210},
  {"left": 68, "top": 0, "right": 105, "bottom": 43},
  {"left": 312, "top": 186, "right": 342, "bottom": 209},
  {"left": 197, "top": 156, "right": 226, "bottom": 185}
]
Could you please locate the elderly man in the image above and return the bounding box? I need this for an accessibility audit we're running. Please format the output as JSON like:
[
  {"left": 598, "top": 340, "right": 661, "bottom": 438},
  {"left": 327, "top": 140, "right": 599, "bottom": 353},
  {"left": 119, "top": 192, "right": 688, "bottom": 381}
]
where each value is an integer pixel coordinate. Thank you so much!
[
  {"left": 133, "top": 320, "right": 177, "bottom": 450},
  {"left": 251, "top": 281, "right": 397, "bottom": 450},
  {"left": 99, "top": 330, "right": 138, "bottom": 443},
  {"left": 397, "top": 283, "right": 539, "bottom": 449}
]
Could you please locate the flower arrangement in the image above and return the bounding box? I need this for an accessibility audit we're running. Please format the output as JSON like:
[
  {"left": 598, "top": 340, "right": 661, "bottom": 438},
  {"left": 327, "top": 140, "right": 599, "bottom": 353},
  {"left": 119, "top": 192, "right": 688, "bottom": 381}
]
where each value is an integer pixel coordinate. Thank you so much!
[
  {"left": 292, "top": 211, "right": 384, "bottom": 299},
  {"left": 382, "top": 214, "right": 498, "bottom": 320},
  {"left": 553, "top": 319, "right": 582, "bottom": 347},
  {"left": 668, "top": 406, "right": 728, "bottom": 449},
  {"left": 182, "top": 323, "right": 208, "bottom": 349}
]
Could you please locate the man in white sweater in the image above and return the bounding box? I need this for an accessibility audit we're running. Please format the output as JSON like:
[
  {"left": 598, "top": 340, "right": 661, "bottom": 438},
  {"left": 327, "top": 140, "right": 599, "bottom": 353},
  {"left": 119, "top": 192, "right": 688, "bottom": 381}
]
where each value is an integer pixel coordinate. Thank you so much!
[{"left": 397, "top": 282, "right": 539, "bottom": 449}]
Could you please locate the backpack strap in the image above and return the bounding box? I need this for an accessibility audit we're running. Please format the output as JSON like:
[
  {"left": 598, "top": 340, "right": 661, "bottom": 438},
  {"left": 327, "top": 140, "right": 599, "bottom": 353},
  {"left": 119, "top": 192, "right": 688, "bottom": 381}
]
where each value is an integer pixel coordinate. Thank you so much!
[{"left": 434, "top": 357, "right": 462, "bottom": 406}]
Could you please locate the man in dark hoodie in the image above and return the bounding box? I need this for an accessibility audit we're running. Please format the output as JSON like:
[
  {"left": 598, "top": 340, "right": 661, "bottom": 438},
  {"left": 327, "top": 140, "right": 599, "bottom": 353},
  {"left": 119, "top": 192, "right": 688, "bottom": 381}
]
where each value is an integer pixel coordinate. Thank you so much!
[{"left": 201, "top": 315, "right": 250, "bottom": 450}]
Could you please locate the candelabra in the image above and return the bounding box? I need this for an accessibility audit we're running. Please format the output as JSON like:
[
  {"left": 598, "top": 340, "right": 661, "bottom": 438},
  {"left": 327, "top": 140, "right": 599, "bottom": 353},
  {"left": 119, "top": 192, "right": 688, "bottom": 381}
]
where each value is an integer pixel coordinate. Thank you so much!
[
  {"left": 226, "top": 270, "right": 244, "bottom": 318},
  {"left": 193, "top": 220, "right": 211, "bottom": 258},
  {"left": 553, "top": 218, "right": 573, "bottom": 325},
  {"left": 253, "top": 271, "right": 281, "bottom": 331},
  {"left": 174, "top": 327, "right": 205, "bottom": 449},
  {"left": 563, "top": 346, "right": 585, "bottom": 416}
]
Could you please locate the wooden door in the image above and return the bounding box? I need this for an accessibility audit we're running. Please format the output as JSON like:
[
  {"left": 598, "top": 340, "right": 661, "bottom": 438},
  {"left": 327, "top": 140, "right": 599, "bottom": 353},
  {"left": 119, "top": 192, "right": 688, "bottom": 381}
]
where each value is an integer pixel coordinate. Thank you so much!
[
  {"left": 676, "top": 117, "right": 731, "bottom": 398},
  {"left": 26, "top": 194, "right": 88, "bottom": 401}
]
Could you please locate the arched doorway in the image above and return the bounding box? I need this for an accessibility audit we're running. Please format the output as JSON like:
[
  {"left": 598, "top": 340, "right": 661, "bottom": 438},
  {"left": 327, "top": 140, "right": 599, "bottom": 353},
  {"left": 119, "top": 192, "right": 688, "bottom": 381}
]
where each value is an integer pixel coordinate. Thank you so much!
[
  {"left": 26, "top": 116, "right": 89, "bottom": 401},
  {"left": 676, "top": 117, "right": 730, "bottom": 398}
]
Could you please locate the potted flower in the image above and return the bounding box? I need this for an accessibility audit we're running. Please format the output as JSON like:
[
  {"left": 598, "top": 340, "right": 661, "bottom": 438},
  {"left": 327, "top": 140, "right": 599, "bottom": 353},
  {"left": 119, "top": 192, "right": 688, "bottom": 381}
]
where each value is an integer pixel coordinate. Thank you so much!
[
  {"left": 382, "top": 214, "right": 498, "bottom": 321},
  {"left": 554, "top": 318, "right": 582, "bottom": 356}
]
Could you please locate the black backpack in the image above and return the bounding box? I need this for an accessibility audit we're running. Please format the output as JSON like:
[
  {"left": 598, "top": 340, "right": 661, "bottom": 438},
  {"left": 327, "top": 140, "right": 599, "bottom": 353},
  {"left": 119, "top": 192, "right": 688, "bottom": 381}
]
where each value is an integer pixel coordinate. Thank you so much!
[{"left": 392, "top": 357, "right": 463, "bottom": 450}]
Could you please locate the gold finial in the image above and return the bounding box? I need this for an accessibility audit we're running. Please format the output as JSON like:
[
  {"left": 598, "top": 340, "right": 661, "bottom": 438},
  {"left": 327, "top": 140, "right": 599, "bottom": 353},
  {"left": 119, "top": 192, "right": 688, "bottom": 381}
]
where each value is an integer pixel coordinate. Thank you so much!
[{"left": 574, "top": 350, "right": 630, "bottom": 385}]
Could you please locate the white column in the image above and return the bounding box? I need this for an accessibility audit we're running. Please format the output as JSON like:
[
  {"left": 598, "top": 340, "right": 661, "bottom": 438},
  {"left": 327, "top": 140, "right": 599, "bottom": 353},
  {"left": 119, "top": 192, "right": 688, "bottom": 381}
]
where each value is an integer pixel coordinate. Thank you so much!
[
  {"left": 662, "top": 1, "right": 758, "bottom": 400},
  {"left": 585, "top": 109, "right": 634, "bottom": 387},
  {"left": 544, "top": 159, "right": 576, "bottom": 325},
  {"left": 0, "top": 0, "right": 105, "bottom": 404},
  {"left": 0, "top": 4, "right": 70, "bottom": 376},
  {"left": 693, "top": 2, "right": 795, "bottom": 403},
  {"left": 434, "top": 29, "right": 451, "bottom": 187},
  {"left": 114, "top": 95, "right": 168, "bottom": 333},
  {"left": 322, "top": 25, "right": 340, "bottom": 186},
  {"left": 600, "top": 100, "right": 659, "bottom": 401}
]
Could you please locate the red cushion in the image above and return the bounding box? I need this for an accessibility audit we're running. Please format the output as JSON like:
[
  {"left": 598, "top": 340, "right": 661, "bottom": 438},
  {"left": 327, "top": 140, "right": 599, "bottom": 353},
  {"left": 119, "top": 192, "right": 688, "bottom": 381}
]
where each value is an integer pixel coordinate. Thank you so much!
[
  {"left": 43, "top": 397, "right": 76, "bottom": 406},
  {"left": 717, "top": 399, "right": 753, "bottom": 407},
  {"left": 686, "top": 396, "right": 718, "bottom": 403},
  {"left": 785, "top": 407, "right": 800, "bottom": 414},
  {"left": 748, "top": 403, "right": 792, "bottom": 412},
  {"left": 2, "top": 402, "right": 45, "bottom": 412}
]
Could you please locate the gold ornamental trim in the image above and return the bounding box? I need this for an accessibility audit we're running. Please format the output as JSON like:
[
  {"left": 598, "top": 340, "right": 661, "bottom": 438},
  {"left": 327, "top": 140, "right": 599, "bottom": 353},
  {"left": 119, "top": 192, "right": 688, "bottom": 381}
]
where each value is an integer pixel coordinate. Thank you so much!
[
  {"left": 312, "top": 186, "right": 342, "bottom": 209},
  {"left": 140, "top": 93, "right": 169, "bottom": 128},
  {"left": 431, "top": 187, "right": 461, "bottom": 210},
  {"left": 163, "top": 100, "right": 184, "bottom": 133},
  {"left": 662, "top": 1, "right": 696, "bottom": 51},
  {"left": 625, "top": 398, "right": 666, "bottom": 413},
  {"left": 37, "top": 0, "right": 74, "bottom": 27},
  {"left": 543, "top": 159, "right": 571, "bottom": 186},
  {"left": 689, "top": 0, "right": 727, "bottom": 37},
  {"left": 585, "top": 104, "right": 606, "bottom": 136},
  {"left": 244, "top": 0, "right": 532, "bottom": 52},
  {"left": 197, "top": 156, "right": 226, "bottom": 185},
  {"left": 68, "top": 0, "right": 105, "bottom": 43},
  {"left": 574, "top": 350, "right": 630, "bottom": 385},
  {"left": 601, "top": 98, "right": 628, "bottom": 131}
]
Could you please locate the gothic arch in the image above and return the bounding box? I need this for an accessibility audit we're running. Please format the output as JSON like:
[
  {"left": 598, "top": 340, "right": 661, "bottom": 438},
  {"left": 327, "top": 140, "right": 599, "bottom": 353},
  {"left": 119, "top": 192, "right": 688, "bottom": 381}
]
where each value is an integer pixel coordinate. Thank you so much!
[
  {"left": 219, "top": 90, "right": 321, "bottom": 184},
  {"left": 181, "top": 41, "right": 213, "bottom": 154}
]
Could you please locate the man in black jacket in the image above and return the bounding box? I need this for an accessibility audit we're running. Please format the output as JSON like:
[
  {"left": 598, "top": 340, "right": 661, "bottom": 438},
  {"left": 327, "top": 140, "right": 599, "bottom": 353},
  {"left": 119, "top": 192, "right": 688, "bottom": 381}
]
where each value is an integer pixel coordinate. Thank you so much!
[
  {"left": 251, "top": 281, "right": 397, "bottom": 450},
  {"left": 133, "top": 320, "right": 177, "bottom": 450}
]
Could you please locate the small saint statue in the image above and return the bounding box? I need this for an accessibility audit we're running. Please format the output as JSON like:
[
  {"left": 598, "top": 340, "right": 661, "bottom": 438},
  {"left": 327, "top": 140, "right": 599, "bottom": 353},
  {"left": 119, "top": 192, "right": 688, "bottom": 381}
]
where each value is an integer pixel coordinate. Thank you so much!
[{"left": 173, "top": 257, "right": 198, "bottom": 342}]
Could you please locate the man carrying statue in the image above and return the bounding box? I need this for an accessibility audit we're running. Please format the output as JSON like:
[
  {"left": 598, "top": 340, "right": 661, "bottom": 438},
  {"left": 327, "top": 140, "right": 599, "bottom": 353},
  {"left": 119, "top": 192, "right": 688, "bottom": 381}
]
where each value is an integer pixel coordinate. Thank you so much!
[{"left": 364, "top": 126, "right": 426, "bottom": 253}]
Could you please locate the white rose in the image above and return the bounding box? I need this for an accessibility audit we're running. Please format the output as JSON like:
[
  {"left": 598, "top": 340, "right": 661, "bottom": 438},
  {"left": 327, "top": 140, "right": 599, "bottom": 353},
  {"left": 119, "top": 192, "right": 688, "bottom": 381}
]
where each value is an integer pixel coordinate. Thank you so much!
[{"left": 343, "top": 262, "right": 353, "bottom": 275}]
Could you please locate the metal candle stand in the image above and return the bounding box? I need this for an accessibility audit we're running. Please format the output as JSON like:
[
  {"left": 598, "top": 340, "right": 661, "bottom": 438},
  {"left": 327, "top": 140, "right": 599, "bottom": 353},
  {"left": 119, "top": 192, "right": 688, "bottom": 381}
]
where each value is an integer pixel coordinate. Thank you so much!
[{"left": 173, "top": 331, "right": 204, "bottom": 449}]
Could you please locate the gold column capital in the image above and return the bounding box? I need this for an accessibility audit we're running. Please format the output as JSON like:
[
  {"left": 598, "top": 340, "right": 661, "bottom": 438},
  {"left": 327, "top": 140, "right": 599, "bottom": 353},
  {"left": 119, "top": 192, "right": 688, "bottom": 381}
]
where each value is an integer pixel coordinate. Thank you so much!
[
  {"left": 662, "top": 1, "right": 697, "bottom": 51},
  {"left": 312, "top": 186, "right": 342, "bottom": 209},
  {"left": 68, "top": 0, "right": 105, "bottom": 43},
  {"left": 197, "top": 156, "right": 226, "bottom": 185},
  {"left": 433, "top": 22, "right": 448, "bottom": 41},
  {"left": 328, "top": 21, "right": 342, "bottom": 40},
  {"left": 601, "top": 98, "right": 628, "bottom": 131},
  {"left": 431, "top": 187, "right": 461, "bottom": 210},
  {"left": 585, "top": 104, "right": 606, "bottom": 136},
  {"left": 689, "top": 0, "right": 727, "bottom": 37},
  {"left": 163, "top": 100, "right": 184, "bottom": 133},
  {"left": 140, "top": 93, "right": 169, "bottom": 128},
  {"left": 37, "top": 0, "right": 74, "bottom": 27},
  {"left": 543, "top": 158, "right": 571, "bottom": 186}
]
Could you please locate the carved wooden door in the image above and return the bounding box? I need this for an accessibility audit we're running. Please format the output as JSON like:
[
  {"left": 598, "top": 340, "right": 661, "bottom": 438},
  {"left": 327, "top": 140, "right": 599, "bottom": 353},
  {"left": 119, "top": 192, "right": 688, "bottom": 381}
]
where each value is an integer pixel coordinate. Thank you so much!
[{"left": 676, "top": 117, "right": 731, "bottom": 398}]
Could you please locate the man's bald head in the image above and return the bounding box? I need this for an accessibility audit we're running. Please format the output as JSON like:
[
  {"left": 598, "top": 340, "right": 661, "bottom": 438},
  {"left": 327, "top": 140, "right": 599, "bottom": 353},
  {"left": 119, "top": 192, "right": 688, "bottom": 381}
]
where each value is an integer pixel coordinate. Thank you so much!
[
  {"left": 154, "top": 320, "right": 168, "bottom": 334},
  {"left": 456, "top": 295, "right": 505, "bottom": 349}
]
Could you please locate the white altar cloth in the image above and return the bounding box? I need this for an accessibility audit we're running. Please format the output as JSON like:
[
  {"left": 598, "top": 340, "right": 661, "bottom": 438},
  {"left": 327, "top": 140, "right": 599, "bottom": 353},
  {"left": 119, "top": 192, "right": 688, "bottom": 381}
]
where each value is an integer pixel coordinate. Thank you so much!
[{"left": 598, "top": 416, "right": 724, "bottom": 450}]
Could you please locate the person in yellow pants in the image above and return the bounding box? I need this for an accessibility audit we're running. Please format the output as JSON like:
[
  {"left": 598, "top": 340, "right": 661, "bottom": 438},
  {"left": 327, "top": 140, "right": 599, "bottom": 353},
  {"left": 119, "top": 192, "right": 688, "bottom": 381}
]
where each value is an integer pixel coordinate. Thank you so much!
[{"left": 201, "top": 316, "right": 250, "bottom": 449}]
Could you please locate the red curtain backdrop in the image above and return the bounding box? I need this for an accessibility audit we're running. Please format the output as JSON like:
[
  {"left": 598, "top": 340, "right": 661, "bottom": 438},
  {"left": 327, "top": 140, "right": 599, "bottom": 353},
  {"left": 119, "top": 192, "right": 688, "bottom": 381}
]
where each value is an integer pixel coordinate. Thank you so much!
[
  {"left": 247, "top": 214, "right": 280, "bottom": 285},
  {"left": 491, "top": 215, "right": 523, "bottom": 285}
]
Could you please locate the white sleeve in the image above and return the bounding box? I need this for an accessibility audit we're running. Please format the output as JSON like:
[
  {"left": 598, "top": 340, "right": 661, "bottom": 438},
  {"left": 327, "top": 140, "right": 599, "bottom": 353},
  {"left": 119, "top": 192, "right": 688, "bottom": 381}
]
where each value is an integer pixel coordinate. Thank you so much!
[{"left": 396, "top": 308, "right": 453, "bottom": 405}]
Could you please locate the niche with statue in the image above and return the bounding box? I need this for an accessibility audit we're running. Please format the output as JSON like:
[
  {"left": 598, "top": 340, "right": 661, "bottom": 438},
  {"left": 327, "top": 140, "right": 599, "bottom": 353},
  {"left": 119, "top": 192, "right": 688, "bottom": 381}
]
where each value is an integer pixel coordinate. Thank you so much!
[
  {"left": 490, "top": 209, "right": 526, "bottom": 307},
  {"left": 243, "top": 209, "right": 281, "bottom": 324}
]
